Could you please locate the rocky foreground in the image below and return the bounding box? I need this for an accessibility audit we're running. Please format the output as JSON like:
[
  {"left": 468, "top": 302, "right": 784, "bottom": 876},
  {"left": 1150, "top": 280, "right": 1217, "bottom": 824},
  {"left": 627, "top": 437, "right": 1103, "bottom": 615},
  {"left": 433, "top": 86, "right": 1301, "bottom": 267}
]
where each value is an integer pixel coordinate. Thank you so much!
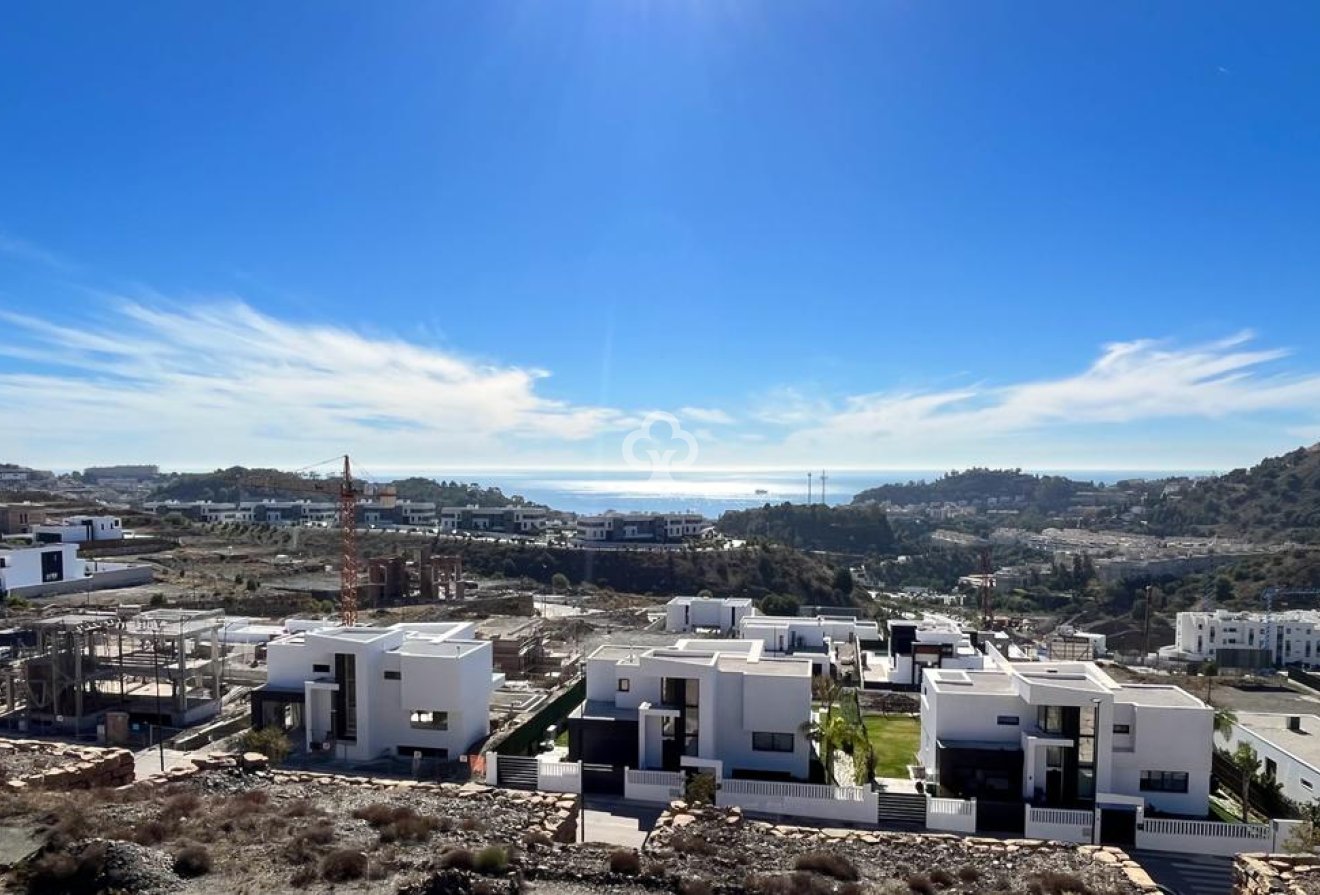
[{"left": 0, "top": 761, "right": 1161, "bottom": 895}]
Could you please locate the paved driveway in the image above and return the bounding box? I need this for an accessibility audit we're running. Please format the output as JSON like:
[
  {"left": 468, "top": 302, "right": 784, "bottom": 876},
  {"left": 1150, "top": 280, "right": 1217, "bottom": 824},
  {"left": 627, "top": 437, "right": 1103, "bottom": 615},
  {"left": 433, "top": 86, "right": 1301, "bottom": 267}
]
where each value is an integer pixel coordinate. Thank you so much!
[
  {"left": 579, "top": 796, "right": 664, "bottom": 849},
  {"left": 1131, "top": 850, "right": 1233, "bottom": 895}
]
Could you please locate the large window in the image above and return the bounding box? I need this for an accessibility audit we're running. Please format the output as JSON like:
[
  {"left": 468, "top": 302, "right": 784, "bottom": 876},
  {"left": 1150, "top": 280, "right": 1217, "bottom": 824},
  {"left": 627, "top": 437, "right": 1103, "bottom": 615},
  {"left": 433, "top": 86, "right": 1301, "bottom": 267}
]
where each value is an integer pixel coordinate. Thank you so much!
[
  {"left": 1139, "top": 771, "right": 1189, "bottom": 793},
  {"left": 1037, "top": 705, "right": 1064, "bottom": 735},
  {"left": 752, "top": 732, "right": 794, "bottom": 753},
  {"left": 410, "top": 711, "right": 449, "bottom": 731}
]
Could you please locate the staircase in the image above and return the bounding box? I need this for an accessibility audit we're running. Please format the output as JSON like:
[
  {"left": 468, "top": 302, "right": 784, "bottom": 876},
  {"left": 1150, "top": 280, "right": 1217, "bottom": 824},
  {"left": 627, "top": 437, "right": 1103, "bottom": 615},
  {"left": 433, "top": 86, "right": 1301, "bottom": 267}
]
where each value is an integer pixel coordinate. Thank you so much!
[
  {"left": 496, "top": 755, "right": 539, "bottom": 791},
  {"left": 876, "top": 791, "right": 927, "bottom": 830}
]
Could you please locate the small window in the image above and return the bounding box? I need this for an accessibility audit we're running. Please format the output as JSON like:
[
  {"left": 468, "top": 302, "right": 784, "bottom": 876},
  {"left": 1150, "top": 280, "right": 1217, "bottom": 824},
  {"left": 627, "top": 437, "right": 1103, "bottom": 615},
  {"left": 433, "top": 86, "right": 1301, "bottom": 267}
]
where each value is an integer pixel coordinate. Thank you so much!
[
  {"left": 996, "top": 715, "right": 1019, "bottom": 726},
  {"left": 1139, "top": 771, "right": 1189, "bottom": 793},
  {"left": 1113, "top": 724, "right": 1131, "bottom": 735},
  {"left": 409, "top": 711, "right": 449, "bottom": 731},
  {"left": 752, "top": 732, "right": 794, "bottom": 752},
  {"left": 617, "top": 678, "right": 630, "bottom": 692},
  {"left": 384, "top": 670, "right": 401, "bottom": 680},
  {"left": 312, "top": 663, "right": 330, "bottom": 674}
]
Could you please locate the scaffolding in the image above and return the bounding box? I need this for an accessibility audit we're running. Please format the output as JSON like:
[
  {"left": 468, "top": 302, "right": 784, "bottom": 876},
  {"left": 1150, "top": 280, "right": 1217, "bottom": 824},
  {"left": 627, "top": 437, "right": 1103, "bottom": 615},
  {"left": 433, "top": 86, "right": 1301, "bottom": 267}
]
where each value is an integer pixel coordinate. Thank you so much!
[{"left": 16, "top": 609, "right": 226, "bottom": 734}]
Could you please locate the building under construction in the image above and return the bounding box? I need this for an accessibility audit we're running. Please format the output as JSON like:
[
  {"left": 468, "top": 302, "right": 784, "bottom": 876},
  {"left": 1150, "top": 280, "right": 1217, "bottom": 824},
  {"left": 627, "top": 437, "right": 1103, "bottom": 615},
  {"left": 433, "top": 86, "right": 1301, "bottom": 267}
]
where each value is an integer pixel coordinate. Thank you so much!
[{"left": 4, "top": 608, "right": 226, "bottom": 736}]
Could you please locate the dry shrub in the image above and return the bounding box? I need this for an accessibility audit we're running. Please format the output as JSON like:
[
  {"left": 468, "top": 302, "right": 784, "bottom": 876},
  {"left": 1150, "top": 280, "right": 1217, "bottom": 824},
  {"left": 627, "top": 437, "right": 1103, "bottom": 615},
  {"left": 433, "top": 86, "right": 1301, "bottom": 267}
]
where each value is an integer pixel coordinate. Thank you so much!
[
  {"left": 288, "top": 866, "right": 318, "bottom": 888},
  {"left": 679, "top": 878, "right": 713, "bottom": 895},
  {"left": 1029, "top": 872, "right": 1092, "bottom": 895},
  {"left": 523, "top": 831, "right": 552, "bottom": 848},
  {"left": 131, "top": 819, "right": 176, "bottom": 847},
  {"left": 161, "top": 792, "right": 201, "bottom": 820},
  {"left": 473, "top": 881, "right": 500, "bottom": 895},
  {"left": 460, "top": 816, "right": 486, "bottom": 832},
  {"left": 906, "top": 875, "right": 935, "bottom": 895},
  {"left": 794, "top": 851, "right": 860, "bottom": 882},
  {"left": 745, "top": 872, "right": 832, "bottom": 895},
  {"left": 928, "top": 868, "right": 954, "bottom": 887},
  {"left": 957, "top": 866, "right": 980, "bottom": 884},
  {"left": 27, "top": 843, "right": 108, "bottom": 895},
  {"left": 608, "top": 849, "right": 641, "bottom": 876},
  {"left": 440, "top": 848, "right": 475, "bottom": 871},
  {"left": 283, "top": 798, "right": 317, "bottom": 818},
  {"left": 173, "top": 844, "right": 213, "bottom": 878},
  {"left": 320, "top": 848, "right": 367, "bottom": 883},
  {"left": 352, "top": 803, "right": 437, "bottom": 843},
  {"left": 839, "top": 883, "right": 867, "bottom": 895},
  {"left": 670, "top": 832, "right": 717, "bottom": 856}
]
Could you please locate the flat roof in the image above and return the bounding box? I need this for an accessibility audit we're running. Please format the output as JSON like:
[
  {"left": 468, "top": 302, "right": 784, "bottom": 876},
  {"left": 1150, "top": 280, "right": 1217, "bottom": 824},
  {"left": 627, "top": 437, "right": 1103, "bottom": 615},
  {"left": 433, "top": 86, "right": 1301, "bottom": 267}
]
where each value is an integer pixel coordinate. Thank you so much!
[
  {"left": 716, "top": 654, "right": 811, "bottom": 677},
  {"left": 1114, "top": 684, "right": 1206, "bottom": 708},
  {"left": 668, "top": 595, "right": 753, "bottom": 607},
  {"left": 1235, "top": 713, "right": 1320, "bottom": 769},
  {"left": 925, "top": 669, "right": 1016, "bottom": 693}
]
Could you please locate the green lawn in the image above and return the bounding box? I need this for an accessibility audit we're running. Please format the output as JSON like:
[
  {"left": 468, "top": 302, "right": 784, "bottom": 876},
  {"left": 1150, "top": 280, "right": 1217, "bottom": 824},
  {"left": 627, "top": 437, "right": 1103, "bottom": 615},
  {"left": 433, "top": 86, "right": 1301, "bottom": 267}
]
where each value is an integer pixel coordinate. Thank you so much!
[
  {"left": 863, "top": 715, "right": 920, "bottom": 779},
  {"left": 554, "top": 728, "right": 569, "bottom": 748}
]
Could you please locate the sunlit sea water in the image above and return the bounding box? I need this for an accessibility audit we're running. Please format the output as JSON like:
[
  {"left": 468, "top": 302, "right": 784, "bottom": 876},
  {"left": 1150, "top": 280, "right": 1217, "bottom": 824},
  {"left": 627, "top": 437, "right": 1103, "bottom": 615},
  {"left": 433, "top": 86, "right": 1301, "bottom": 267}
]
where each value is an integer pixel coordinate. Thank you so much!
[{"left": 371, "top": 468, "right": 1208, "bottom": 517}]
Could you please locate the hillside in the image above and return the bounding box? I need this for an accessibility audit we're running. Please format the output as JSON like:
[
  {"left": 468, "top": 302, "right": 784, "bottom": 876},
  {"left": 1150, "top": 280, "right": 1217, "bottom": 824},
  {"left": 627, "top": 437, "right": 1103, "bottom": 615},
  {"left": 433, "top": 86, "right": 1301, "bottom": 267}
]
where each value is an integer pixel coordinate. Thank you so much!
[
  {"left": 150, "top": 468, "right": 525, "bottom": 507},
  {"left": 851, "top": 468, "right": 1091, "bottom": 512},
  {"left": 1148, "top": 445, "right": 1320, "bottom": 542},
  {"left": 717, "top": 503, "right": 897, "bottom": 555}
]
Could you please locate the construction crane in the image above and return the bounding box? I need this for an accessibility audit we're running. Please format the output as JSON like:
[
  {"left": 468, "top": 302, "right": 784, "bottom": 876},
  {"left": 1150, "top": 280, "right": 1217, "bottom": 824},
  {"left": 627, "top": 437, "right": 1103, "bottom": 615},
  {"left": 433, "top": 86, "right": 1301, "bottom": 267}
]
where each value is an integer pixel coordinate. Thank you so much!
[{"left": 243, "top": 455, "right": 363, "bottom": 627}]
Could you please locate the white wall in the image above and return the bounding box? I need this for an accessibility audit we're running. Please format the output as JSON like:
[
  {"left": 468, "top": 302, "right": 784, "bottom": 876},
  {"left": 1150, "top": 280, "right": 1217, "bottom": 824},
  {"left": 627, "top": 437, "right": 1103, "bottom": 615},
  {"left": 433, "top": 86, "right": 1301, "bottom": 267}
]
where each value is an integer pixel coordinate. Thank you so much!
[
  {"left": 926, "top": 797, "right": 976, "bottom": 833},
  {"left": 0, "top": 543, "right": 85, "bottom": 591},
  {"left": 1024, "top": 806, "right": 1093, "bottom": 844},
  {"left": 717, "top": 779, "right": 877, "bottom": 824},
  {"left": 1221, "top": 723, "right": 1320, "bottom": 806},
  {"left": 1110, "top": 704, "right": 1212, "bottom": 815},
  {"left": 624, "top": 769, "right": 684, "bottom": 803}
]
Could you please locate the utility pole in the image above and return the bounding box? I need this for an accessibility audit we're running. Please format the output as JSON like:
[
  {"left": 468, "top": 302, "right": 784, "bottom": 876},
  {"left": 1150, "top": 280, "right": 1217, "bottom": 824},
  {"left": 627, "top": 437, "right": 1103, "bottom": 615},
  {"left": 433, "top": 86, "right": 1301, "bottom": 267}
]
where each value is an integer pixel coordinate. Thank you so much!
[
  {"left": 150, "top": 618, "right": 165, "bottom": 772},
  {"left": 1142, "top": 585, "right": 1154, "bottom": 660},
  {"left": 807, "top": 472, "right": 812, "bottom": 505},
  {"left": 820, "top": 471, "right": 826, "bottom": 505}
]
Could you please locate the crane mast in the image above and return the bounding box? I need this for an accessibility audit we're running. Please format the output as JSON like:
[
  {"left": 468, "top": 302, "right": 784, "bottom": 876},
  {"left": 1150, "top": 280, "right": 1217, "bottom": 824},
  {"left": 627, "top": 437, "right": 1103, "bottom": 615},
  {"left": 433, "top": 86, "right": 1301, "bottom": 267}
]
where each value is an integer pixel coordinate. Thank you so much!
[{"left": 338, "top": 455, "right": 359, "bottom": 627}]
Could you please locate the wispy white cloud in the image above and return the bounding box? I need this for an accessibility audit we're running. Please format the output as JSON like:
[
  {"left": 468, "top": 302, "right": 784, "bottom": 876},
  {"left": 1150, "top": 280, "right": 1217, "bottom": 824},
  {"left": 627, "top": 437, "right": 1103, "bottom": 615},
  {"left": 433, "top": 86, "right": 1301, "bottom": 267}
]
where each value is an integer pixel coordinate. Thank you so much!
[
  {"left": 0, "top": 299, "right": 627, "bottom": 467},
  {"left": 781, "top": 333, "right": 1320, "bottom": 464},
  {"left": 677, "top": 406, "right": 734, "bottom": 425},
  {"left": 1, "top": 296, "right": 1316, "bottom": 471}
]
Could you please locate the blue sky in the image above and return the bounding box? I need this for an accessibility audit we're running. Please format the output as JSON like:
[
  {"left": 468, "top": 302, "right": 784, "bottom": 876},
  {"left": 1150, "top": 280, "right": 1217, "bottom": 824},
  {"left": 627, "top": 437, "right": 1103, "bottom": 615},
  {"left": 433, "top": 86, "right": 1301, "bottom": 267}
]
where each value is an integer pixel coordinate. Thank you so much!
[{"left": 2, "top": 1, "right": 1319, "bottom": 472}]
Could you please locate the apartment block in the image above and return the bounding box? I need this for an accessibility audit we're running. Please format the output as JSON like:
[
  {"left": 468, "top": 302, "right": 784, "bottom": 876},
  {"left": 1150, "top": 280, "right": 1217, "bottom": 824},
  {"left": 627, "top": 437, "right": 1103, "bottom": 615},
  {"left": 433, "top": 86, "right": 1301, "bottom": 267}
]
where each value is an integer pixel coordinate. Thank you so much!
[
  {"left": 439, "top": 506, "right": 547, "bottom": 534},
  {"left": 1162, "top": 609, "right": 1320, "bottom": 668},
  {"left": 918, "top": 648, "right": 1212, "bottom": 816},
  {"left": 570, "top": 639, "right": 812, "bottom": 780},
  {"left": 575, "top": 512, "right": 705, "bottom": 543}
]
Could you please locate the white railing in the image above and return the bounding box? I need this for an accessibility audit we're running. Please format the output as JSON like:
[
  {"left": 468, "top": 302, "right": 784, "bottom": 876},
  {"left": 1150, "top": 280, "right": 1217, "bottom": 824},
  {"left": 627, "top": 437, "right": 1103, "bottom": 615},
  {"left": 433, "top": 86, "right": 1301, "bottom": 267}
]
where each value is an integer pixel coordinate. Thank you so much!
[
  {"left": 1137, "top": 818, "right": 1272, "bottom": 857},
  {"left": 720, "top": 779, "right": 869, "bottom": 802},
  {"left": 928, "top": 797, "right": 974, "bottom": 816},
  {"left": 1025, "top": 805, "right": 1093, "bottom": 844},
  {"left": 926, "top": 797, "right": 976, "bottom": 833},
  {"left": 625, "top": 769, "right": 683, "bottom": 803},
  {"left": 537, "top": 760, "right": 582, "bottom": 794},
  {"left": 716, "top": 778, "right": 877, "bottom": 824}
]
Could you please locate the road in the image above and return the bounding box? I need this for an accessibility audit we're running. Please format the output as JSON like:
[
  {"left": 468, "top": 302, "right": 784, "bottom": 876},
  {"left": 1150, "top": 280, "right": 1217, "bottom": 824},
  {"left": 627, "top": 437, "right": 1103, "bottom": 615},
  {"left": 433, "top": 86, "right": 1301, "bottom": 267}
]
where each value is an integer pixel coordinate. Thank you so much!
[{"left": 1131, "top": 851, "right": 1233, "bottom": 895}]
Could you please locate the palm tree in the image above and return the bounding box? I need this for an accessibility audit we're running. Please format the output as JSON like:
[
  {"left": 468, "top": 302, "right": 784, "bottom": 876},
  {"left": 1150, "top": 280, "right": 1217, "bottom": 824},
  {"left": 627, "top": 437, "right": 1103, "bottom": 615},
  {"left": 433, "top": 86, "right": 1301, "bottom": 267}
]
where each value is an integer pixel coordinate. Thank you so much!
[
  {"left": 1231, "top": 742, "right": 1260, "bottom": 823},
  {"left": 1214, "top": 707, "right": 1238, "bottom": 740},
  {"left": 800, "top": 710, "right": 871, "bottom": 784}
]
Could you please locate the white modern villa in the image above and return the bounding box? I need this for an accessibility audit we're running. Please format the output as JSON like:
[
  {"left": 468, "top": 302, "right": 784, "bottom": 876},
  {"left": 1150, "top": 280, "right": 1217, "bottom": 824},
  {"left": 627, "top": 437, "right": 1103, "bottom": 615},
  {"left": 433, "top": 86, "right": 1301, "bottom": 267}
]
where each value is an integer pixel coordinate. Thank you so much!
[
  {"left": 736, "top": 613, "right": 881, "bottom": 675},
  {"left": 570, "top": 638, "right": 813, "bottom": 780},
  {"left": 883, "top": 615, "right": 988, "bottom": 687},
  {"left": 1218, "top": 713, "right": 1320, "bottom": 806},
  {"left": 919, "top": 646, "right": 1212, "bottom": 817},
  {"left": 665, "top": 595, "right": 757, "bottom": 634},
  {"left": 257, "top": 622, "right": 503, "bottom": 762}
]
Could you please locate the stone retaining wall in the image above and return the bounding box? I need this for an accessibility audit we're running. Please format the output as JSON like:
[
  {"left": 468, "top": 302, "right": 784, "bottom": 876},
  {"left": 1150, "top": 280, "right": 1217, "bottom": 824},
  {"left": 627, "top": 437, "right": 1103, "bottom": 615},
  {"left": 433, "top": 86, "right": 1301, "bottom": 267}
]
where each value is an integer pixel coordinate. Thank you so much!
[
  {"left": 0, "top": 740, "right": 134, "bottom": 791},
  {"left": 1235, "top": 853, "right": 1320, "bottom": 895}
]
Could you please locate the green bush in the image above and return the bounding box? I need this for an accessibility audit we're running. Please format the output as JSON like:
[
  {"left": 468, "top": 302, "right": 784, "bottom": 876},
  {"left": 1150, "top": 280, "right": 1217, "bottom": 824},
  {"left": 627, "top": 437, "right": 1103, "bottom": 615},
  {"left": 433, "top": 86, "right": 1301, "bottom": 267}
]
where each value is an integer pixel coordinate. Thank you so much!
[
  {"left": 238, "top": 726, "right": 291, "bottom": 764},
  {"left": 473, "top": 846, "right": 508, "bottom": 875},
  {"left": 684, "top": 772, "right": 717, "bottom": 805}
]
